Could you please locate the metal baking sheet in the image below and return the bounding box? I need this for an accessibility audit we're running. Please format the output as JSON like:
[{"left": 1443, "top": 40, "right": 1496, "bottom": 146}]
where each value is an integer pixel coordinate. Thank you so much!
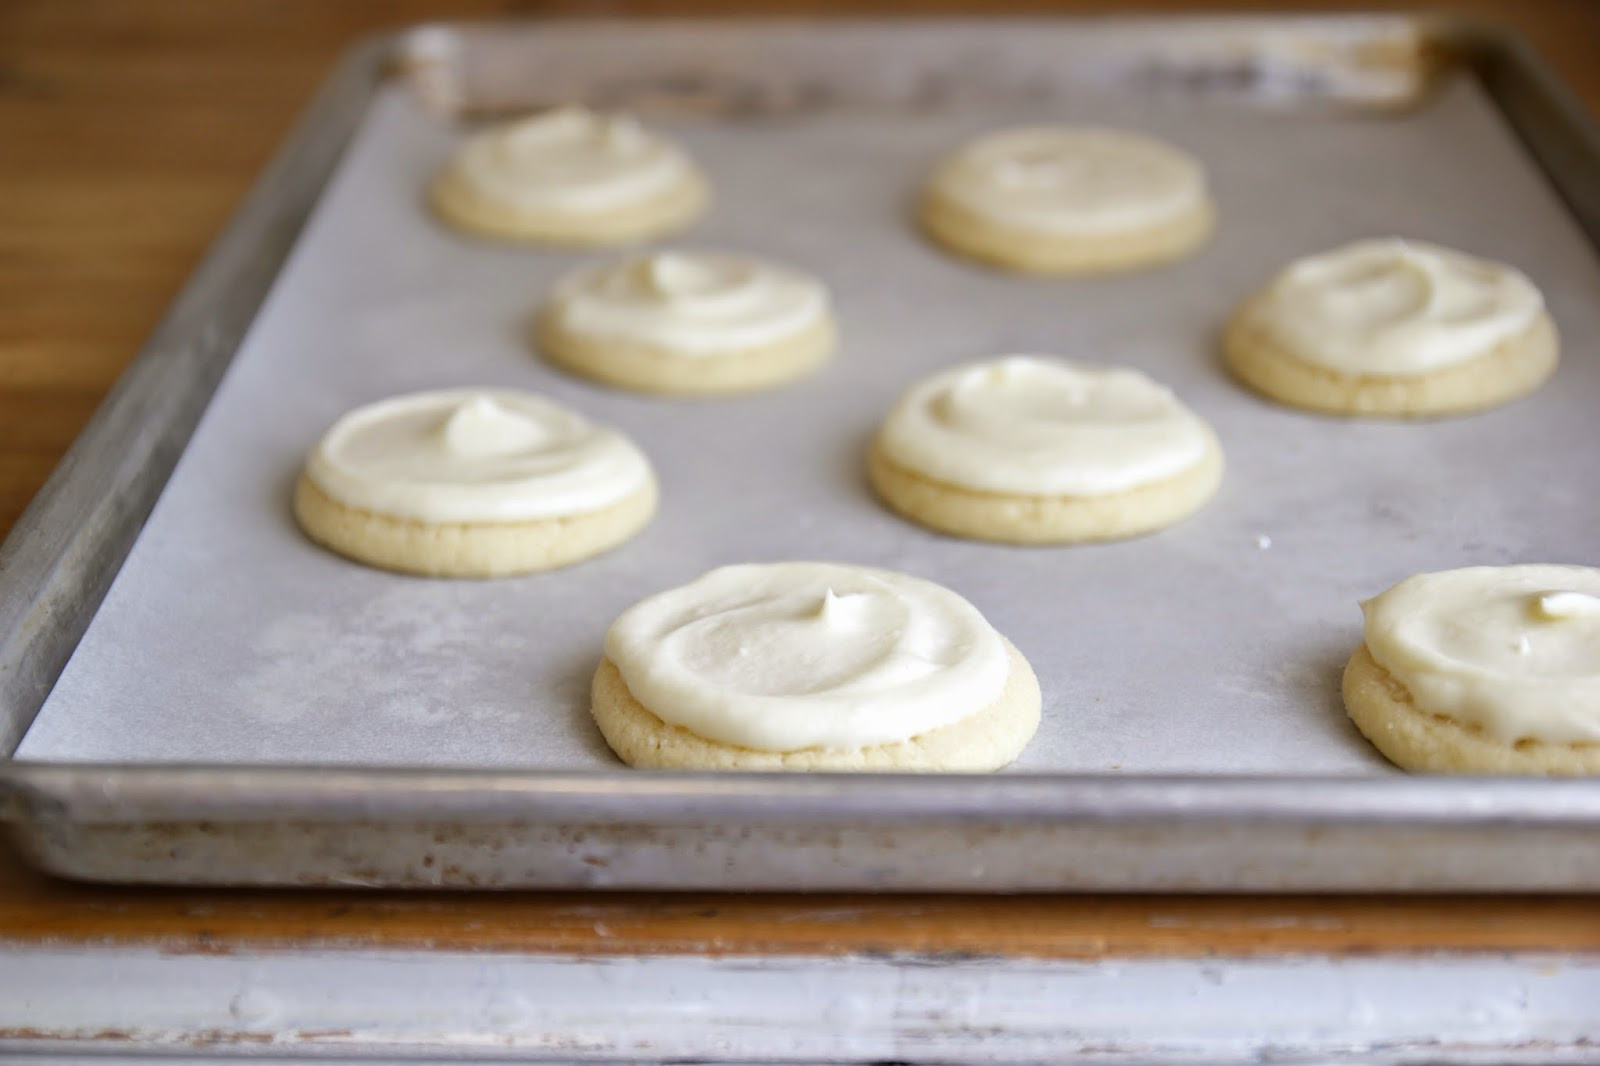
[{"left": 5, "top": 17, "right": 1600, "bottom": 890}]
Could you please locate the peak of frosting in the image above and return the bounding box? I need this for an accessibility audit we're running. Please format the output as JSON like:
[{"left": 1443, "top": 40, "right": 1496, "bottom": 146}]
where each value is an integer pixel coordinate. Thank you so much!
[
  {"left": 637, "top": 252, "right": 765, "bottom": 316},
  {"left": 643, "top": 251, "right": 710, "bottom": 293},
  {"left": 440, "top": 395, "right": 551, "bottom": 458},
  {"left": 549, "top": 250, "right": 829, "bottom": 355},
  {"left": 1535, "top": 590, "right": 1600, "bottom": 621},
  {"left": 306, "top": 388, "right": 651, "bottom": 523},
  {"left": 814, "top": 587, "right": 877, "bottom": 628}
]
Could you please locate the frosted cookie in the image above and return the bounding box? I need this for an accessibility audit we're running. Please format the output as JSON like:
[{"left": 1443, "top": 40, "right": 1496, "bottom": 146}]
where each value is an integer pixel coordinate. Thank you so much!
[
  {"left": 593, "top": 562, "right": 1041, "bottom": 771},
  {"left": 1344, "top": 565, "right": 1600, "bottom": 775},
  {"left": 537, "top": 250, "right": 835, "bottom": 396},
  {"left": 294, "top": 388, "right": 656, "bottom": 578},
  {"left": 919, "top": 126, "right": 1214, "bottom": 275},
  {"left": 868, "top": 356, "right": 1223, "bottom": 544},
  {"left": 430, "top": 106, "right": 706, "bottom": 246},
  {"left": 1226, "top": 238, "right": 1559, "bottom": 417}
]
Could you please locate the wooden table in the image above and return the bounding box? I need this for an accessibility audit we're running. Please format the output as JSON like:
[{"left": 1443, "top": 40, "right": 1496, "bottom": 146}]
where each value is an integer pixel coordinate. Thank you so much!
[{"left": 2, "top": 1, "right": 1599, "bottom": 1058}]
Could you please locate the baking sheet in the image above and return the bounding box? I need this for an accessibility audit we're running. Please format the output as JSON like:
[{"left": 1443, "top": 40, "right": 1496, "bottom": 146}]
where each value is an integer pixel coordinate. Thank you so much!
[{"left": 18, "top": 71, "right": 1600, "bottom": 774}]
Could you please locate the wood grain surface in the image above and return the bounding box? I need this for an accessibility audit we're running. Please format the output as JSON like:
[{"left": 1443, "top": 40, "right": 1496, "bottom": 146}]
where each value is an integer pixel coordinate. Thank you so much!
[
  {"left": 2, "top": 0, "right": 1599, "bottom": 956},
  {"left": 3, "top": 850, "right": 1600, "bottom": 957}
]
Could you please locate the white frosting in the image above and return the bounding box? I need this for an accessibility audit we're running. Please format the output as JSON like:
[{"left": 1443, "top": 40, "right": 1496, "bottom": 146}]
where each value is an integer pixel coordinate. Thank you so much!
[
  {"left": 1251, "top": 239, "right": 1544, "bottom": 375},
  {"left": 605, "top": 563, "right": 1011, "bottom": 752},
  {"left": 306, "top": 388, "right": 651, "bottom": 523},
  {"left": 877, "top": 356, "right": 1214, "bottom": 496},
  {"left": 930, "top": 126, "right": 1207, "bottom": 235},
  {"left": 1363, "top": 565, "right": 1600, "bottom": 744},
  {"left": 444, "top": 106, "right": 696, "bottom": 215},
  {"left": 547, "top": 251, "right": 829, "bottom": 354}
]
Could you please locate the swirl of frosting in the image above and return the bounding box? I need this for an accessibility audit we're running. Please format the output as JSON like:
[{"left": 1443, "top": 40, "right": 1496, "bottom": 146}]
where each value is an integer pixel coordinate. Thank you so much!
[
  {"left": 1251, "top": 239, "right": 1544, "bottom": 375},
  {"left": 306, "top": 388, "right": 652, "bottom": 523},
  {"left": 930, "top": 127, "right": 1207, "bottom": 234},
  {"left": 1363, "top": 565, "right": 1600, "bottom": 743},
  {"left": 605, "top": 563, "right": 1011, "bottom": 752},
  {"left": 444, "top": 106, "right": 697, "bottom": 214},
  {"left": 877, "top": 356, "right": 1215, "bottom": 496},
  {"left": 546, "top": 251, "right": 830, "bottom": 353}
]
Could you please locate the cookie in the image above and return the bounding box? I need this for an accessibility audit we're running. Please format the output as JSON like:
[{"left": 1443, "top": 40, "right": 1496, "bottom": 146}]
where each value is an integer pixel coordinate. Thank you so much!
[
  {"left": 592, "top": 562, "right": 1042, "bottom": 771},
  {"left": 868, "top": 356, "right": 1223, "bottom": 544},
  {"left": 537, "top": 250, "right": 835, "bottom": 396},
  {"left": 919, "top": 126, "right": 1214, "bottom": 275},
  {"left": 430, "top": 106, "right": 706, "bottom": 247},
  {"left": 1226, "top": 238, "right": 1559, "bottom": 418},
  {"left": 1343, "top": 565, "right": 1600, "bottom": 774},
  {"left": 294, "top": 388, "right": 656, "bottom": 578}
]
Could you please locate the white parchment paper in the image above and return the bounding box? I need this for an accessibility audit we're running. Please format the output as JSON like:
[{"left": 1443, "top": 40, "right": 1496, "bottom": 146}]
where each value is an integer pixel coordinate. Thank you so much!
[{"left": 19, "top": 74, "right": 1600, "bottom": 773}]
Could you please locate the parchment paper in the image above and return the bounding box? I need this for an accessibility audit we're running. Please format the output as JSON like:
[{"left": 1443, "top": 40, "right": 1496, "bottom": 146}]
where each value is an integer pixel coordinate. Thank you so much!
[{"left": 19, "top": 74, "right": 1600, "bottom": 773}]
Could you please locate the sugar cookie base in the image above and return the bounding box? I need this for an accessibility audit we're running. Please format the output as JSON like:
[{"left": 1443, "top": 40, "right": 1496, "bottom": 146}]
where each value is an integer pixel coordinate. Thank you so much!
[
  {"left": 1342, "top": 643, "right": 1600, "bottom": 775},
  {"left": 866, "top": 436, "right": 1223, "bottom": 545},
  {"left": 918, "top": 190, "right": 1214, "bottom": 276},
  {"left": 1225, "top": 303, "right": 1560, "bottom": 418},
  {"left": 591, "top": 640, "right": 1042, "bottom": 771},
  {"left": 536, "top": 311, "right": 836, "bottom": 396},
  {"left": 428, "top": 171, "right": 706, "bottom": 247},
  {"left": 292, "top": 475, "right": 657, "bottom": 578}
]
